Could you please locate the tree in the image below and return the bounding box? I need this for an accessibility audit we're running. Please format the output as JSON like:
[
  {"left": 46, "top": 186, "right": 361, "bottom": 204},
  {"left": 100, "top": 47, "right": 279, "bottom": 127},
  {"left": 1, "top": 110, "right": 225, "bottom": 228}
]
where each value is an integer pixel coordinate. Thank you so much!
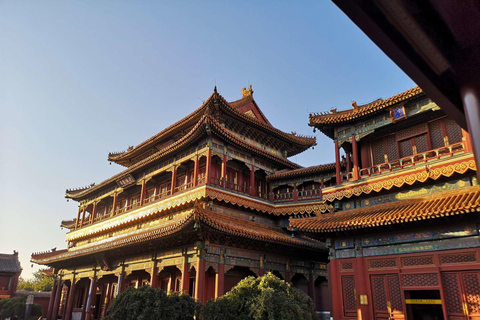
[
  {"left": 0, "top": 296, "right": 43, "bottom": 319},
  {"left": 104, "top": 286, "right": 200, "bottom": 320},
  {"left": 17, "top": 270, "right": 54, "bottom": 292},
  {"left": 202, "top": 273, "right": 317, "bottom": 320}
]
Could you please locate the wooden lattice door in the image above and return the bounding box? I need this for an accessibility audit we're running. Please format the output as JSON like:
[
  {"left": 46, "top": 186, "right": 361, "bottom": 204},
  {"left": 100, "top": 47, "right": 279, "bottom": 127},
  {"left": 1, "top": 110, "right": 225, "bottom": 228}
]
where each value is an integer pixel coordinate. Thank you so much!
[
  {"left": 442, "top": 271, "right": 480, "bottom": 320},
  {"left": 371, "top": 274, "right": 405, "bottom": 320}
]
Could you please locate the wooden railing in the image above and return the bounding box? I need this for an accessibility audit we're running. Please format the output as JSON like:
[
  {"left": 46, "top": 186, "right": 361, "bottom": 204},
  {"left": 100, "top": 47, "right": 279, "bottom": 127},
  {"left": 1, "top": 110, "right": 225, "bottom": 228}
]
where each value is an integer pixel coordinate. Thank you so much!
[
  {"left": 274, "top": 192, "right": 294, "bottom": 203},
  {"left": 78, "top": 176, "right": 324, "bottom": 228},
  {"left": 340, "top": 142, "right": 466, "bottom": 180},
  {"left": 298, "top": 189, "right": 322, "bottom": 201}
]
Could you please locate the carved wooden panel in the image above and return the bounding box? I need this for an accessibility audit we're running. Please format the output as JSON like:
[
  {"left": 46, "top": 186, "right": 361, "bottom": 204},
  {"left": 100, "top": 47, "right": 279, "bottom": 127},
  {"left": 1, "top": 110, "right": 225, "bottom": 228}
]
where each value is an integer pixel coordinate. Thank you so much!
[
  {"left": 341, "top": 275, "right": 357, "bottom": 317},
  {"left": 401, "top": 273, "right": 439, "bottom": 287},
  {"left": 402, "top": 256, "right": 434, "bottom": 267}
]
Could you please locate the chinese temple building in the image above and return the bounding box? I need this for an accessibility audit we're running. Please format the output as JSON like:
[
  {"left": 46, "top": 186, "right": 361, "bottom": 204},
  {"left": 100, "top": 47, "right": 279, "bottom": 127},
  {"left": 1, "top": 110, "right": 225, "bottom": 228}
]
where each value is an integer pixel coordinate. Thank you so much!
[
  {"left": 291, "top": 87, "right": 479, "bottom": 320},
  {"left": 0, "top": 251, "right": 22, "bottom": 299},
  {"left": 32, "top": 84, "right": 479, "bottom": 320},
  {"left": 31, "top": 86, "right": 333, "bottom": 320}
]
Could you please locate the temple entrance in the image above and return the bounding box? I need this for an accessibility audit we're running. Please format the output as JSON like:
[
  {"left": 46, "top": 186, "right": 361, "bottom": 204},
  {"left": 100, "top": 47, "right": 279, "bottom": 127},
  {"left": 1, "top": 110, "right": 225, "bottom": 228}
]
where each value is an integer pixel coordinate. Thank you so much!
[{"left": 405, "top": 290, "right": 444, "bottom": 320}]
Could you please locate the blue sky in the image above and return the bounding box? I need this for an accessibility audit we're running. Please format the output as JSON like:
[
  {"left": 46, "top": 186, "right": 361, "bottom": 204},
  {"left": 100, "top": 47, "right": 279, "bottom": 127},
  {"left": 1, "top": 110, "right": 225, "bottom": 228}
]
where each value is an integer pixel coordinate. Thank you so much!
[{"left": 0, "top": 1, "right": 415, "bottom": 278}]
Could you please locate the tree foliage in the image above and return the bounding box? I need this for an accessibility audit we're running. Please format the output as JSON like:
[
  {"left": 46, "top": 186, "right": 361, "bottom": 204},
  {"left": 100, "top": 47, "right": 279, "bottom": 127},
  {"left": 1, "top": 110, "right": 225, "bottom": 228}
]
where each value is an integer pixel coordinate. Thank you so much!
[
  {"left": 0, "top": 296, "right": 43, "bottom": 318},
  {"left": 202, "top": 273, "right": 317, "bottom": 320},
  {"left": 104, "top": 286, "right": 200, "bottom": 320},
  {"left": 17, "top": 270, "right": 54, "bottom": 292}
]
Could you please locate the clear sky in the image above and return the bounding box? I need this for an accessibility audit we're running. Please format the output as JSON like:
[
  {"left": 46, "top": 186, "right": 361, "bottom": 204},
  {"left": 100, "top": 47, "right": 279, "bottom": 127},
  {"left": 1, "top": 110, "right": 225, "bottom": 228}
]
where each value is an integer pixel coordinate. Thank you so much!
[{"left": 0, "top": 1, "right": 415, "bottom": 279}]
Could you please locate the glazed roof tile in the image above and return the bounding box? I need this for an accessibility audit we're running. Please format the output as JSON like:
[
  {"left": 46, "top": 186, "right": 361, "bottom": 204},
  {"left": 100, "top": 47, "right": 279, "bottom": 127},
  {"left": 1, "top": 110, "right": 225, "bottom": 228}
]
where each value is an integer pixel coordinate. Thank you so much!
[
  {"left": 0, "top": 253, "right": 22, "bottom": 273},
  {"left": 289, "top": 185, "right": 480, "bottom": 233},
  {"left": 309, "top": 86, "right": 423, "bottom": 126},
  {"left": 268, "top": 163, "right": 337, "bottom": 181},
  {"left": 32, "top": 206, "right": 323, "bottom": 265},
  {"left": 109, "top": 89, "right": 315, "bottom": 166}
]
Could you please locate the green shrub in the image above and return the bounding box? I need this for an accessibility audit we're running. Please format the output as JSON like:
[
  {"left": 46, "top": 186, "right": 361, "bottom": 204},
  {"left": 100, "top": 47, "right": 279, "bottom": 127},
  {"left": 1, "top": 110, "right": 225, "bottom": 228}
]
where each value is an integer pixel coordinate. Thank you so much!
[
  {"left": 0, "top": 296, "right": 43, "bottom": 319},
  {"left": 202, "top": 273, "right": 317, "bottom": 320},
  {"left": 104, "top": 286, "right": 199, "bottom": 320}
]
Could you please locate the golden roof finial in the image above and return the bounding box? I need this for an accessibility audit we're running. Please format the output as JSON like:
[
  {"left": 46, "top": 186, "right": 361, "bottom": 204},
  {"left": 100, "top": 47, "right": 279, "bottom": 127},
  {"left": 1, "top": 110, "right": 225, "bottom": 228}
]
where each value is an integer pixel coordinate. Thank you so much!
[{"left": 241, "top": 84, "right": 254, "bottom": 98}]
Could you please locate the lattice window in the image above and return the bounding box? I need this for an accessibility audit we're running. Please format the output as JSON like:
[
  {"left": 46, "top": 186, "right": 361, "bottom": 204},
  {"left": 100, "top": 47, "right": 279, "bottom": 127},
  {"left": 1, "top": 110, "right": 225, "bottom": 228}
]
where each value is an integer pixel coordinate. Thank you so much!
[
  {"left": 429, "top": 119, "right": 445, "bottom": 149},
  {"left": 342, "top": 276, "right": 357, "bottom": 317},
  {"left": 445, "top": 117, "right": 463, "bottom": 145},
  {"left": 341, "top": 262, "right": 353, "bottom": 270},
  {"left": 442, "top": 273, "right": 463, "bottom": 314},
  {"left": 397, "top": 123, "right": 427, "bottom": 140},
  {"left": 402, "top": 256, "right": 434, "bottom": 267},
  {"left": 399, "top": 139, "right": 413, "bottom": 158},
  {"left": 385, "top": 135, "right": 398, "bottom": 162},
  {"left": 388, "top": 276, "right": 403, "bottom": 312},
  {"left": 372, "top": 139, "right": 384, "bottom": 165},
  {"left": 415, "top": 134, "right": 429, "bottom": 153},
  {"left": 369, "top": 259, "right": 397, "bottom": 269},
  {"left": 401, "top": 273, "right": 439, "bottom": 287},
  {"left": 463, "top": 273, "right": 480, "bottom": 315},
  {"left": 372, "top": 276, "right": 388, "bottom": 311},
  {"left": 440, "top": 252, "right": 477, "bottom": 264}
]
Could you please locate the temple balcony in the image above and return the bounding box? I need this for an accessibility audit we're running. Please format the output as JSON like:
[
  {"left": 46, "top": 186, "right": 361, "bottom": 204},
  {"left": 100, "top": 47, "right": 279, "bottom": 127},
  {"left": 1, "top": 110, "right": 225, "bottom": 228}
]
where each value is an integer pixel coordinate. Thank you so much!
[
  {"left": 74, "top": 174, "right": 325, "bottom": 229},
  {"left": 340, "top": 141, "right": 468, "bottom": 183}
]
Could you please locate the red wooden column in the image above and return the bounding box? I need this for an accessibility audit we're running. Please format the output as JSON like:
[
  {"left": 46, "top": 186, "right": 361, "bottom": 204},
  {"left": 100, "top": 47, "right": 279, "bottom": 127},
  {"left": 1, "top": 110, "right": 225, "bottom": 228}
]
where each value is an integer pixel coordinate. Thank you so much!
[
  {"left": 320, "top": 179, "right": 324, "bottom": 189},
  {"left": 195, "top": 260, "right": 206, "bottom": 304},
  {"left": 268, "top": 183, "right": 273, "bottom": 202},
  {"left": 462, "top": 85, "right": 480, "bottom": 180},
  {"left": 75, "top": 208, "right": 81, "bottom": 230},
  {"left": 64, "top": 275, "right": 77, "bottom": 320},
  {"left": 462, "top": 128, "right": 473, "bottom": 152},
  {"left": 334, "top": 141, "right": 341, "bottom": 185},
  {"left": 293, "top": 184, "right": 298, "bottom": 202},
  {"left": 205, "top": 150, "right": 212, "bottom": 185},
  {"left": 150, "top": 263, "right": 158, "bottom": 288},
  {"left": 46, "top": 278, "right": 58, "bottom": 320},
  {"left": 51, "top": 276, "right": 63, "bottom": 320},
  {"left": 329, "top": 259, "right": 342, "bottom": 320},
  {"left": 221, "top": 155, "right": 227, "bottom": 187},
  {"left": 308, "top": 273, "right": 316, "bottom": 307},
  {"left": 182, "top": 261, "right": 190, "bottom": 294},
  {"left": 80, "top": 207, "right": 86, "bottom": 228},
  {"left": 170, "top": 166, "right": 177, "bottom": 196},
  {"left": 116, "top": 269, "right": 125, "bottom": 297},
  {"left": 250, "top": 165, "right": 255, "bottom": 196},
  {"left": 259, "top": 255, "right": 266, "bottom": 276},
  {"left": 90, "top": 203, "right": 97, "bottom": 224},
  {"left": 84, "top": 275, "right": 97, "bottom": 320},
  {"left": 352, "top": 135, "right": 360, "bottom": 181},
  {"left": 193, "top": 155, "right": 199, "bottom": 187},
  {"left": 112, "top": 193, "right": 118, "bottom": 216},
  {"left": 139, "top": 180, "right": 146, "bottom": 205},
  {"left": 215, "top": 263, "right": 225, "bottom": 298},
  {"left": 355, "top": 257, "right": 371, "bottom": 320}
]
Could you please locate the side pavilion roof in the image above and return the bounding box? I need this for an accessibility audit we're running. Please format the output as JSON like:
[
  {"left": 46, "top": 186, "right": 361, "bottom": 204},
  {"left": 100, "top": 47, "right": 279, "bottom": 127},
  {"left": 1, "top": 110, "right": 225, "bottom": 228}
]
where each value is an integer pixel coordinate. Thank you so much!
[{"left": 289, "top": 185, "right": 480, "bottom": 233}]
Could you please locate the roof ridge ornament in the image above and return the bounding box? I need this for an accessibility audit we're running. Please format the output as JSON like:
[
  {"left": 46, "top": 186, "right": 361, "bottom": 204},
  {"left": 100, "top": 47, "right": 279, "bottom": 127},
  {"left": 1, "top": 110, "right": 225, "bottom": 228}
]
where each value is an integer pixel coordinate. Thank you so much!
[{"left": 241, "top": 85, "right": 254, "bottom": 98}]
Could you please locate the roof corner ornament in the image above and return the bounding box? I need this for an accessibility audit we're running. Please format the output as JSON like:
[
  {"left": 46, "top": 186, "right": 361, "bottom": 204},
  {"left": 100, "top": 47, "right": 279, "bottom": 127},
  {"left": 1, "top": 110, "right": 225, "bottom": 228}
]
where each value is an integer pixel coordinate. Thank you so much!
[
  {"left": 241, "top": 84, "right": 253, "bottom": 98},
  {"left": 330, "top": 108, "right": 337, "bottom": 114},
  {"left": 214, "top": 86, "right": 217, "bottom": 94},
  {"left": 352, "top": 101, "right": 358, "bottom": 110}
]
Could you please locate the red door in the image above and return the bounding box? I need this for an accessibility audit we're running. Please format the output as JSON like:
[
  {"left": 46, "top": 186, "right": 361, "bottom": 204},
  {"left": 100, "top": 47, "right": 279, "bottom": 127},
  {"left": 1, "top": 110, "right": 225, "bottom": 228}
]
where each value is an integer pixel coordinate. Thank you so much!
[
  {"left": 371, "top": 274, "right": 405, "bottom": 320},
  {"left": 442, "top": 271, "right": 480, "bottom": 320}
]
